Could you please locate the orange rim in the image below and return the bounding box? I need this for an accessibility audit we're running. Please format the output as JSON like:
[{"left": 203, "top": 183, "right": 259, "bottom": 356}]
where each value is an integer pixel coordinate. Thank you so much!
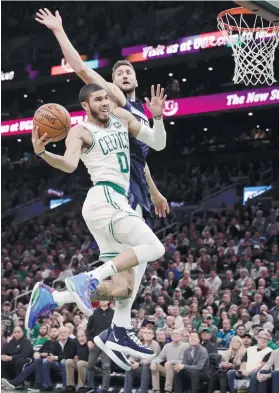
[{"left": 217, "top": 7, "right": 279, "bottom": 33}]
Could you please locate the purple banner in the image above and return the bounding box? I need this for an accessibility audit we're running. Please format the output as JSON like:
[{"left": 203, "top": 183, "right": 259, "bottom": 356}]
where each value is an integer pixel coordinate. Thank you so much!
[{"left": 1, "top": 86, "right": 278, "bottom": 137}]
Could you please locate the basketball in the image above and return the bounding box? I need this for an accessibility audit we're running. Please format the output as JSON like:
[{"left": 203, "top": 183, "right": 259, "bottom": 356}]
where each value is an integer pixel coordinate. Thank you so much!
[{"left": 33, "top": 103, "right": 71, "bottom": 142}]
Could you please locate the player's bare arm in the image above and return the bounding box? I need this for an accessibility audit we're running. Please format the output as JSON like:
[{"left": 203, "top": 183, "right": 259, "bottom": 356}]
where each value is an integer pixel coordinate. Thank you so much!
[
  {"left": 35, "top": 8, "right": 126, "bottom": 107},
  {"left": 32, "top": 124, "right": 83, "bottom": 173},
  {"left": 113, "top": 84, "right": 167, "bottom": 151},
  {"left": 145, "top": 164, "right": 170, "bottom": 218}
]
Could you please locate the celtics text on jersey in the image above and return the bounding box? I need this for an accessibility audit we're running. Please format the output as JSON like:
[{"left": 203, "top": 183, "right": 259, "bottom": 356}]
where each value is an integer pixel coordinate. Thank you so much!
[{"left": 81, "top": 114, "right": 130, "bottom": 193}]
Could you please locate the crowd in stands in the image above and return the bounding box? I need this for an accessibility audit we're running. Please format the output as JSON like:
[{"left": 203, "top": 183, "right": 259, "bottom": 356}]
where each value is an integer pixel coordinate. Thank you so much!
[
  {"left": 1, "top": 143, "right": 276, "bottom": 215},
  {"left": 2, "top": 2, "right": 232, "bottom": 64},
  {"left": 2, "top": 200, "right": 279, "bottom": 393},
  {"left": 2, "top": 2, "right": 279, "bottom": 392}
]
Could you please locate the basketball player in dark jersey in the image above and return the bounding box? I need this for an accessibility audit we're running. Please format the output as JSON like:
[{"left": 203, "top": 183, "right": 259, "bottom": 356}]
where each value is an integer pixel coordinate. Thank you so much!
[{"left": 35, "top": 9, "right": 169, "bottom": 370}]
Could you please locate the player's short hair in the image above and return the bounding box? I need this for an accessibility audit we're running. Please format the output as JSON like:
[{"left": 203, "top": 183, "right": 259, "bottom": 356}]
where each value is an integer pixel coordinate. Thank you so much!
[
  {"left": 112, "top": 60, "right": 135, "bottom": 79},
  {"left": 79, "top": 83, "right": 105, "bottom": 103}
]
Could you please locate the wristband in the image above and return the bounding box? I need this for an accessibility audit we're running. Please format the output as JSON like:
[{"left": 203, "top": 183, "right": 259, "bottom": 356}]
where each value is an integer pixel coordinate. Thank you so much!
[{"left": 36, "top": 150, "right": 45, "bottom": 156}]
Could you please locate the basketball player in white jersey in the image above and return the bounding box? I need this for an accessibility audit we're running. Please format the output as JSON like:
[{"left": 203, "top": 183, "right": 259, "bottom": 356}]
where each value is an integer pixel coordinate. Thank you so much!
[
  {"left": 34, "top": 9, "right": 169, "bottom": 369},
  {"left": 26, "top": 83, "right": 166, "bottom": 367}
]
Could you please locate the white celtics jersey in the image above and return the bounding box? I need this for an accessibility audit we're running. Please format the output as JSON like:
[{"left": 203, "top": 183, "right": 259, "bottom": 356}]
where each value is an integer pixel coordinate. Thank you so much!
[{"left": 81, "top": 114, "right": 130, "bottom": 192}]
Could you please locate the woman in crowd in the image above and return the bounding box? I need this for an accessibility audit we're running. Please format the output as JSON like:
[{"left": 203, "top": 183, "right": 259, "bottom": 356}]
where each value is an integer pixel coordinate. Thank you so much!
[
  {"left": 217, "top": 336, "right": 246, "bottom": 393},
  {"left": 187, "top": 303, "right": 201, "bottom": 330}
]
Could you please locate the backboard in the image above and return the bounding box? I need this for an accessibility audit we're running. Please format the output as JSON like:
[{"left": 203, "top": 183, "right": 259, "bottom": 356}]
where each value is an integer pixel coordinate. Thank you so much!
[{"left": 235, "top": 1, "right": 279, "bottom": 24}]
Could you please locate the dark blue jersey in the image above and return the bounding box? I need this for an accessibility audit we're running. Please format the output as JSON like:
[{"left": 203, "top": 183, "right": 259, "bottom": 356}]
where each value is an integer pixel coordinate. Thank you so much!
[{"left": 123, "top": 99, "right": 151, "bottom": 217}]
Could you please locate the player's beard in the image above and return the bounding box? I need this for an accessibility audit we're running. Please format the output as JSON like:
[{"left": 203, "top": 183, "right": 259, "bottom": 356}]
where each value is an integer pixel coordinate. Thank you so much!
[
  {"left": 121, "top": 84, "right": 135, "bottom": 95},
  {"left": 88, "top": 104, "right": 109, "bottom": 125}
]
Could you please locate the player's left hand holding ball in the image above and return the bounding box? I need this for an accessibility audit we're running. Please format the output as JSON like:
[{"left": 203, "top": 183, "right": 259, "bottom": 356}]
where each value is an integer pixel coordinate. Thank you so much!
[
  {"left": 32, "top": 125, "right": 52, "bottom": 155},
  {"left": 144, "top": 84, "right": 167, "bottom": 118}
]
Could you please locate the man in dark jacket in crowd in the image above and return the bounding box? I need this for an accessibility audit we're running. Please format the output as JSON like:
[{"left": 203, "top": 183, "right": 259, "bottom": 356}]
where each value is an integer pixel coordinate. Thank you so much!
[
  {"left": 200, "top": 328, "right": 218, "bottom": 355},
  {"left": 86, "top": 301, "right": 114, "bottom": 393},
  {"left": 41, "top": 325, "right": 77, "bottom": 389},
  {"left": 1, "top": 326, "right": 33, "bottom": 382},
  {"left": 2, "top": 326, "right": 60, "bottom": 390}
]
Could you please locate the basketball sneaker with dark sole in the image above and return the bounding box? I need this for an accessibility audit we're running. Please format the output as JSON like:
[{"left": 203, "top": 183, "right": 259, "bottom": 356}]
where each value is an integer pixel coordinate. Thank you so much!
[
  {"left": 106, "top": 325, "right": 155, "bottom": 358},
  {"left": 94, "top": 327, "right": 131, "bottom": 371}
]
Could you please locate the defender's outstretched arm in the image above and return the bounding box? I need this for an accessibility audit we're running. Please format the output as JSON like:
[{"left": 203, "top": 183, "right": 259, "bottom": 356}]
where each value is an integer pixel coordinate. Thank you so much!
[{"left": 35, "top": 8, "right": 126, "bottom": 106}]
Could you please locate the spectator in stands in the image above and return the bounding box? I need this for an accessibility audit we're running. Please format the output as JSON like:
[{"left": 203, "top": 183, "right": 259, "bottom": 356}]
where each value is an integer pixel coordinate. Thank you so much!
[
  {"left": 257, "top": 348, "right": 279, "bottom": 393},
  {"left": 226, "top": 329, "right": 273, "bottom": 393},
  {"left": 154, "top": 307, "right": 166, "bottom": 329},
  {"left": 1, "top": 301, "right": 14, "bottom": 337},
  {"left": 235, "top": 268, "right": 250, "bottom": 292},
  {"left": 242, "top": 332, "right": 253, "bottom": 349},
  {"left": 234, "top": 310, "right": 253, "bottom": 332},
  {"left": 32, "top": 324, "right": 49, "bottom": 348},
  {"left": 155, "top": 328, "right": 167, "bottom": 349},
  {"left": 65, "top": 322, "right": 76, "bottom": 339},
  {"left": 216, "top": 319, "right": 235, "bottom": 348},
  {"left": 172, "top": 306, "right": 183, "bottom": 329},
  {"left": 1, "top": 326, "right": 33, "bottom": 382},
  {"left": 65, "top": 329, "right": 89, "bottom": 392},
  {"left": 1, "top": 326, "right": 59, "bottom": 390},
  {"left": 252, "top": 210, "right": 266, "bottom": 234},
  {"left": 150, "top": 275, "right": 162, "bottom": 297},
  {"left": 204, "top": 314, "right": 218, "bottom": 340},
  {"left": 251, "top": 259, "right": 263, "bottom": 280},
  {"left": 140, "top": 291, "right": 156, "bottom": 315},
  {"left": 85, "top": 301, "right": 113, "bottom": 393},
  {"left": 218, "top": 293, "right": 232, "bottom": 315},
  {"left": 187, "top": 303, "right": 201, "bottom": 330},
  {"left": 217, "top": 336, "right": 246, "bottom": 393},
  {"left": 180, "top": 329, "right": 190, "bottom": 344},
  {"left": 252, "top": 305, "right": 274, "bottom": 324},
  {"left": 249, "top": 293, "right": 265, "bottom": 317},
  {"left": 150, "top": 329, "right": 189, "bottom": 393},
  {"left": 172, "top": 287, "right": 187, "bottom": 307},
  {"left": 236, "top": 324, "right": 246, "bottom": 339},
  {"left": 124, "top": 326, "right": 160, "bottom": 393},
  {"left": 185, "top": 255, "right": 198, "bottom": 272},
  {"left": 173, "top": 331, "right": 209, "bottom": 393},
  {"left": 136, "top": 308, "right": 149, "bottom": 331},
  {"left": 1, "top": 327, "right": 8, "bottom": 351},
  {"left": 156, "top": 296, "right": 168, "bottom": 314},
  {"left": 258, "top": 311, "right": 274, "bottom": 333},
  {"left": 165, "top": 316, "right": 175, "bottom": 330},
  {"left": 200, "top": 328, "right": 217, "bottom": 355},
  {"left": 206, "top": 268, "right": 222, "bottom": 292},
  {"left": 42, "top": 325, "right": 77, "bottom": 389},
  {"left": 270, "top": 296, "right": 279, "bottom": 320}
]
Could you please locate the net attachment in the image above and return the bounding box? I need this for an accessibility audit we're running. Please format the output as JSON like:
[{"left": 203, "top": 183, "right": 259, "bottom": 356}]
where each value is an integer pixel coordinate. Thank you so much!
[{"left": 217, "top": 7, "right": 279, "bottom": 86}]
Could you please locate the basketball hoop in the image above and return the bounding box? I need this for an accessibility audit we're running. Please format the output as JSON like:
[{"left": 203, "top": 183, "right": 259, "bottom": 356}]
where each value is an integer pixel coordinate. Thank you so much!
[{"left": 217, "top": 7, "right": 279, "bottom": 86}]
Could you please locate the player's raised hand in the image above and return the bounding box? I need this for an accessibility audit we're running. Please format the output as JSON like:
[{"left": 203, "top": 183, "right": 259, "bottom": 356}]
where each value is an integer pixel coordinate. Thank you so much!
[
  {"left": 32, "top": 125, "right": 51, "bottom": 155},
  {"left": 144, "top": 84, "right": 167, "bottom": 118},
  {"left": 35, "top": 9, "right": 62, "bottom": 32}
]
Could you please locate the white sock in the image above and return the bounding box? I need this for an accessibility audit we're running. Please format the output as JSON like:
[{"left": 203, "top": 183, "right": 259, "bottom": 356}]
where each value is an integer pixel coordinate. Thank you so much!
[
  {"left": 112, "top": 298, "right": 133, "bottom": 328},
  {"left": 52, "top": 290, "right": 75, "bottom": 306},
  {"left": 112, "top": 263, "right": 147, "bottom": 328},
  {"left": 87, "top": 260, "right": 117, "bottom": 282}
]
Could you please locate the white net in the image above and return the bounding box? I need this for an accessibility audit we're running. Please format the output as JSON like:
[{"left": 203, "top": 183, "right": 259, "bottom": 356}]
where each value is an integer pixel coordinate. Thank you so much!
[{"left": 217, "top": 10, "right": 279, "bottom": 85}]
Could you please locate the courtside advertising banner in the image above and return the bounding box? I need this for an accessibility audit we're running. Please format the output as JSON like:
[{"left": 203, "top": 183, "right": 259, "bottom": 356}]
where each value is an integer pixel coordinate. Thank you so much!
[
  {"left": 1, "top": 86, "right": 278, "bottom": 137},
  {"left": 122, "top": 30, "right": 279, "bottom": 63}
]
